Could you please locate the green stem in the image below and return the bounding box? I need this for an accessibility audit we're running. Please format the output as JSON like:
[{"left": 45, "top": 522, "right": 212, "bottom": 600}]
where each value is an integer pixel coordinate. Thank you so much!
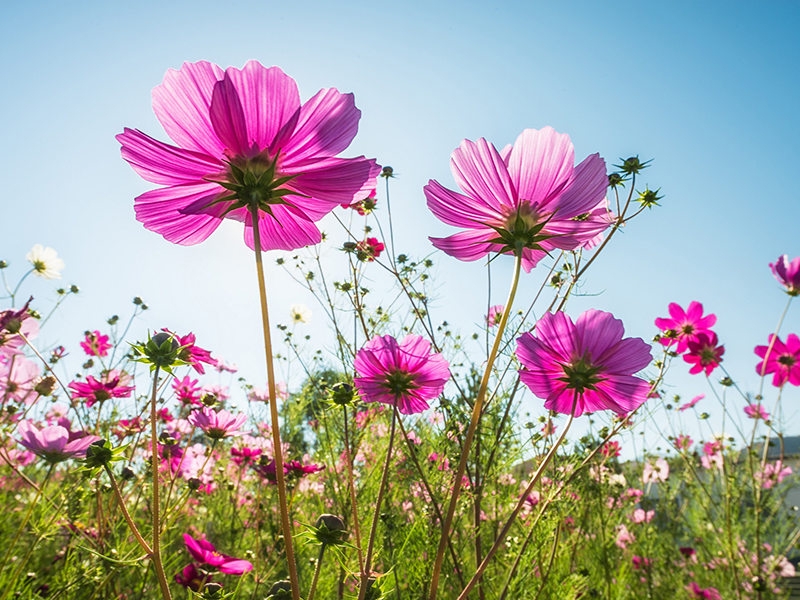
[
  {"left": 103, "top": 464, "right": 152, "bottom": 555},
  {"left": 428, "top": 252, "right": 523, "bottom": 600},
  {"left": 343, "top": 406, "right": 366, "bottom": 578},
  {"left": 358, "top": 405, "right": 398, "bottom": 600},
  {"left": 307, "top": 544, "right": 327, "bottom": 600},
  {"left": 149, "top": 366, "right": 173, "bottom": 600},
  {"left": 250, "top": 206, "right": 300, "bottom": 599},
  {"left": 457, "top": 399, "right": 577, "bottom": 600}
]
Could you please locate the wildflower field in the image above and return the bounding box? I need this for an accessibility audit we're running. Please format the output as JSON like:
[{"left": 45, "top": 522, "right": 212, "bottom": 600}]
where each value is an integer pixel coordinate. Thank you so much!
[{"left": 1, "top": 60, "right": 798, "bottom": 600}]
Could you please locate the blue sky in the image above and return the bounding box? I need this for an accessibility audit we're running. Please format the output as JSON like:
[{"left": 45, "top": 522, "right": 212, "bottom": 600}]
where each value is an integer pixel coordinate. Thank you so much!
[{"left": 2, "top": 0, "right": 799, "bottom": 455}]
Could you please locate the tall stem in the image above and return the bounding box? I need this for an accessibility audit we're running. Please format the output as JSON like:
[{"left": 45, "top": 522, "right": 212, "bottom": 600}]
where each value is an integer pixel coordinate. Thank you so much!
[
  {"left": 358, "top": 405, "right": 398, "bottom": 600},
  {"left": 250, "top": 207, "right": 300, "bottom": 599},
  {"left": 428, "top": 253, "right": 523, "bottom": 600},
  {"left": 149, "top": 366, "right": 172, "bottom": 600}
]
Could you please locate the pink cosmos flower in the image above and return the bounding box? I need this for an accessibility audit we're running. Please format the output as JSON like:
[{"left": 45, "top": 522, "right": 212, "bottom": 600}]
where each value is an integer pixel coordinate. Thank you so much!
[
  {"left": 173, "top": 375, "right": 202, "bottom": 406},
  {"left": 230, "top": 445, "right": 262, "bottom": 466},
  {"left": 424, "top": 127, "right": 611, "bottom": 272},
  {"left": 0, "top": 299, "right": 39, "bottom": 357},
  {"left": 118, "top": 60, "right": 379, "bottom": 251},
  {"left": 677, "top": 394, "right": 704, "bottom": 412},
  {"left": 615, "top": 524, "right": 635, "bottom": 549},
  {"left": 674, "top": 434, "right": 693, "bottom": 452},
  {"left": 755, "top": 333, "right": 800, "bottom": 387},
  {"left": 342, "top": 188, "right": 378, "bottom": 215},
  {"left": 68, "top": 370, "right": 135, "bottom": 407},
  {"left": 770, "top": 255, "right": 800, "bottom": 296},
  {"left": 188, "top": 406, "right": 247, "bottom": 440},
  {"left": 165, "top": 331, "right": 217, "bottom": 374},
  {"left": 600, "top": 440, "right": 621, "bottom": 458},
  {"left": 654, "top": 301, "right": 716, "bottom": 354},
  {"left": 686, "top": 582, "right": 721, "bottom": 600},
  {"left": 16, "top": 419, "right": 101, "bottom": 464},
  {"left": 744, "top": 403, "right": 770, "bottom": 420},
  {"left": 701, "top": 440, "right": 724, "bottom": 470},
  {"left": 355, "top": 237, "right": 385, "bottom": 262},
  {"left": 516, "top": 310, "right": 652, "bottom": 417},
  {"left": 80, "top": 330, "right": 112, "bottom": 357},
  {"left": 182, "top": 534, "right": 253, "bottom": 575},
  {"left": 758, "top": 460, "right": 792, "bottom": 489},
  {"left": 642, "top": 457, "right": 669, "bottom": 484},
  {"left": 684, "top": 332, "right": 724, "bottom": 375},
  {"left": 1, "top": 355, "right": 40, "bottom": 404},
  {"left": 486, "top": 305, "right": 505, "bottom": 327},
  {"left": 354, "top": 334, "right": 450, "bottom": 415},
  {"left": 174, "top": 563, "right": 211, "bottom": 591}
]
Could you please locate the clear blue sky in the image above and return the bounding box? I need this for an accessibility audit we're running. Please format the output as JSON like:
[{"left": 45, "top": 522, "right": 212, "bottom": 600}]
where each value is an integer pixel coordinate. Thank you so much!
[{"left": 2, "top": 0, "right": 799, "bottom": 455}]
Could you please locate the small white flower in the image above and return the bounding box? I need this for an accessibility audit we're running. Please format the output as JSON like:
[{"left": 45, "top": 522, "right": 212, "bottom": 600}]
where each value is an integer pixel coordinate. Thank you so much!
[
  {"left": 26, "top": 245, "right": 65, "bottom": 279},
  {"left": 290, "top": 304, "right": 311, "bottom": 324}
]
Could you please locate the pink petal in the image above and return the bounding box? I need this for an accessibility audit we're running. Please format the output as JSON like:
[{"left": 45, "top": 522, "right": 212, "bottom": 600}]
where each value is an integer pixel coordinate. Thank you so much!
[
  {"left": 506, "top": 127, "right": 575, "bottom": 207},
  {"left": 210, "top": 74, "right": 250, "bottom": 156},
  {"left": 449, "top": 138, "right": 515, "bottom": 211},
  {"left": 117, "top": 128, "right": 223, "bottom": 185},
  {"left": 224, "top": 61, "right": 300, "bottom": 151},
  {"left": 240, "top": 205, "right": 322, "bottom": 251},
  {"left": 424, "top": 179, "right": 502, "bottom": 228},
  {"left": 152, "top": 61, "right": 226, "bottom": 157},
  {"left": 430, "top": 230, "right": 499, "bottom": 262},
  {"left": 280, "top": 88, "right": 362, "bottom": 166},
  {"left": 135, "top": 183, "right": 228, "bottom": 245},
  {"left": 287, "top": 155, "right": 380, "bottom": 206},
  {"left": 548, "top": 153, "right": 607, "bottom": 218}
]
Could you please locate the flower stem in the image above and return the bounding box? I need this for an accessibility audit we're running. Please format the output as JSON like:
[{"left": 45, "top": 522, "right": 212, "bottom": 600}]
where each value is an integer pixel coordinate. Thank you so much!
[
  {"left": 149, "top": 366, "right": 173, "bottom": 600},
  {"left": 428, "top": 253, "right": 523, "bottom": 600},
  {"left": 358, "top": 405, "right": 398, "bottom": 600},
  {"left": 103, "top": 464, "right": 152, "bottom": 555},
  {"left": 342, "top": 406, "right": 366, "bottom": 577},
  {"left": 307, "top": 544, "right": 327, "bottom": 600},
  {"left": 249, "top": 206, "right": 300, "bottom": 600},
  {"left": 457, "top": 403, "right": 577, "bottom": 600}
]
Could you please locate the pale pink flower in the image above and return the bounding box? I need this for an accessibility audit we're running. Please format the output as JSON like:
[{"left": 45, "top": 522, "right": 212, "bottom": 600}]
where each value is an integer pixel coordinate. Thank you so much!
[
  {"left": 758, "top": 460, "right": 792, "bottom": 489},
  {"left": 642, "top": 457, "right": 669, "bottom": 484},
  {"left": 631, "top": 508, "right": 654, "bottom": 524},
  {"left": 677, "top": 394, "right": 704, "bottom": 411},
  {"left": 744, "top": 403, "right": 770, "bottom": 420},
  {"left": 770, "top": 255, "right": 800, "bottom": 296},
  {"left": 118, "top": 61, "right": 379, "bottom": 251},
  {"left": 16, "top": 419, "right": 100, "bottom": 463},
  {"left": 425, "top": 127, "right": 610, "bottom": 272},
  {"left": 173, "top": 375, "right": 202, "bottom": 406},
  {"left": 1, "top": 355, "right": 40, "bottom": 404},
  {"left": 654, "top": 301, "right": 716, "bottom": 354},
  {"left": 0, "top": 300, "right": 39, "bottom": 357},
  {"left": 755, "top": 333, "right": 800, "bottom": 387},
  {"left": 516, "top": 310, "right": 652, "bottom": 417},
  {"left": 188, "top": 406, "right": 247, "bottom": 439},
  {"left": 486, "top": 305, "right": 505, "bottom": 327},
  {"left": 354, "top": 334, "right": 450, "bottom": 415},
  {"left": 615, "top": 524, "right": 635, "bottom": 549}
]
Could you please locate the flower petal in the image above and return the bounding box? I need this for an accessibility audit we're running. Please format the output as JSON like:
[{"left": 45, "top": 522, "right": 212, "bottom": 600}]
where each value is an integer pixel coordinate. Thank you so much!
[
  {"left": 135, "top": 183, "right": 227, "bottom": 245},
  {"left": 117, "top": 128, "right": 223, "bottom": 185},
  {"left": 424, "top": 179, "right": 502, "bottom": 228},
  {"left": 210, "top": 74, "right": 250, "bottom": 156},
  {"left": 507, "top": 127, "right": 574, "bottom": 207},
  {"left": 287, "top": 155, "right": 380, "bottom": 206},
  {"left": 449, "top": 138, "right": 515, "bottom": 211},
  {"left": 152, "top": 61, "right": 226, "bottom": 157},
  {"left": 549, "top": 153, "right": 607, "bottom": 219}
]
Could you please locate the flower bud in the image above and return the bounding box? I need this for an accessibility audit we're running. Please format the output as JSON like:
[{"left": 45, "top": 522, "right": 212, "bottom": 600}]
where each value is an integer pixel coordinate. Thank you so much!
[
  {"left": 35, "top": 376, "right": 57, "bottom": 397},
  {"left": 330, "top": 382, "right": 355, "bottom": 407},
  {"left": 313, "top": 514, "right": 348, "bottom": 545},
  {"left": 266, "top": 580, "right": 292, "bottom": 600},
  {"left": 84, "top": 440, "right": 114, "bottom": 468}
]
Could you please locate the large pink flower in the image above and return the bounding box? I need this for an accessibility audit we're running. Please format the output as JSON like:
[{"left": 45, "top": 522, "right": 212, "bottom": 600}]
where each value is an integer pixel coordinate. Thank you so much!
[
  {"left": 16, "top": 419, "right": 101, "bottom": 464},
  {"left": 424, "top": 127, "right": 611, "bottom": 272},
  {"left": 188, "top": 406, "right": 247, "bottom": 440},
  {"left": 117, "top": 61, "right": 379, "bottom": 251},
  {"left": 354, "top": 334, "right": 450, "bottom": 415},
  {"left": 516, "top": 310, "right": 652, "bottom": 417},
  {"left": 754, "top": 333, "right": 800, "bottom": 387},
  {"left": 654, "top": 301, "right": 716, "bottom": 354}
]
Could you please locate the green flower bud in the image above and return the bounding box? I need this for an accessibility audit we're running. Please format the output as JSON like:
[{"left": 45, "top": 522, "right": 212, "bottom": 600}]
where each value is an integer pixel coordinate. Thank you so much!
[
  {"left": 266, "top": 580, "right": 293, "bottom": 600},
  {"left": 313, "top": 514, "right": 348, "bottom": 545},
  {"left": 329, "top": 382, "right": 355, "bottom": 407}
]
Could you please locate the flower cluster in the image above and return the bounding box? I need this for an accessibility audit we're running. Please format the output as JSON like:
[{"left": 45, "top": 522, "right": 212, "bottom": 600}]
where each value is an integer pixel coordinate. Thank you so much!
[{"left": 655, "top": 301, "right": 723, "bottom": 375}]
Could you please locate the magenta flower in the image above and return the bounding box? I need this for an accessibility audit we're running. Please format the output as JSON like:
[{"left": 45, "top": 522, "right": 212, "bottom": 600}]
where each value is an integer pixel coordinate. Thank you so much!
[
  {"left": 754, "top": 333, "right": 800, "bottom": 387},
  {"left": 174, "top": 563, "right": 211, "bottom": 591},
  {"left": 516, "top": 310, "right": 652, "bottom": 417},
  {"left": 0, "top": 298, "right": 38, "bottom": 357},
  {"left": 770, "top": 255, "right": 800, "bottom": 296},
  {"left": 654, "top": 301, "right": 716, "bottom": 354},
  {"left": 188, "top": 406, "right": 247, "bottom": 440},
  {"left": 686, "top": 582, "right": 721, "bottom": 600},
  {"left": 424, "top": 127, "right": 610, "bottom": 272},
  {"left": 354, "top": 334, "right": 450, "bottom": 415},
  {"left": 744, "top": 403, "right": 770, "bottom": 420},
  {"left": 182, "top": 534, "right": 253, "bottom": 575},
  {"left": 173, "top": 375, "right": 202, "bottom": 406},
  {"left": 16, "top": 419, "right": 101, "bottom": 464},
  {"left": 165, "top": 331, "right": 218, "bottom": 374},
  {"left": 683, "top": 332, "right": 724, "bottom": 375},
  {"left": 80, "top": 330, "right": 112, "bottom": 357},
  {"left": 117, "top": 60, "right": 379, "bottom": 251},
  {"left": 68, "top": 370, "right": 135, "bottom": 407},
  {"left": 674, "top": 434, "right": 693, "bottom": 451},
  {"left": 354, "top": 236, "right": 385, "bottom": 262}
]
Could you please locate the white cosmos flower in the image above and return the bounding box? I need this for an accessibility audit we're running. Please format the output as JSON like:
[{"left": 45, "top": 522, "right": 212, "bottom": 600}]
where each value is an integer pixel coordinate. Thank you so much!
[
  {"left": 26, "top": 244, "right": 65, "bottom": 279},
  {"left": 290, "top": 304, "right": 311, "bottom": 324}
]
